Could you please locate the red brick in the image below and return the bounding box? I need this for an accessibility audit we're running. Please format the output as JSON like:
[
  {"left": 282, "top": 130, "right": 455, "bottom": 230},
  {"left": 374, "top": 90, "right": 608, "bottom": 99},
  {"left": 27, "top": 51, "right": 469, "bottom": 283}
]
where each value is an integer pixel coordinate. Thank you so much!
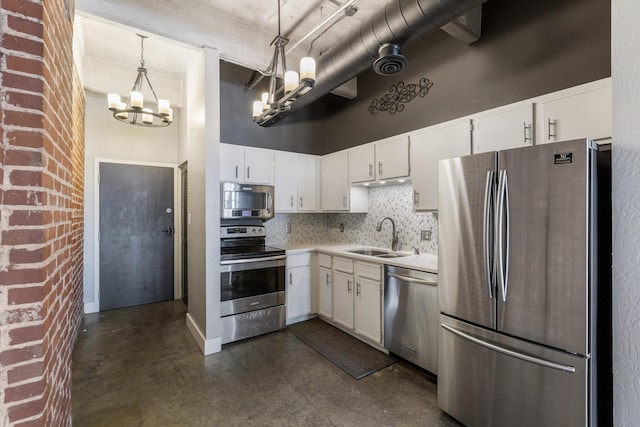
[
  {"left": 2, "top": 34, "right": 43, "bottom": 56},
  {"left": 6, "top": 129, "right": 44, "bottom": 149},
  {"left": 0, "top": 344, "right": 43, "bottom": 366},
  {"left": 2, "top": 72, "right": 43, "bottom": 93},
  {"left": 9, "top": 209, "right": 47, "bottom": 226},
  {"left": 1, "top": 0, "right": 43, "bottom": 20},
  {"left": 4, "top": 378, "right": 45, "bottom": 403},
  {"left": 8, "top": 286, "right": 44, "bottom": 305},
  {"left": 6, "top": 55, "right": 43, "bottom": 75},
  {"left": 7, "top": 361, "right": 44, "bottom": 384},
  {"left": 9, "top": 325, "right": 44, "bottom": 345},
  {"left": 4, "top": 109, "right": 44, "bottom": 129},
  {"left": 6, "top": 91, "right": 44, "bottom": 111},
  {"left": 9, "top": 247, "right": 47, "bottom": 264},
  {"left": 10, "top": 169, "right": 43, "bottom": 187},
  {"left": 7, "top": 14, "right": 43, "bottom": 38},
  {"left": 1, "top": 228, "right": 45, "bottom": 245},
  {"left": 8, "top": 398, "right": 44, "bottom": 423},
  {"left": 5, "top": 149, "right": 44, "bottom": 167},
  {"left": 2, "top": 189, "right": 46, "bottom": 206},
  {"left": 0, "top": 268, "right": 45, "bottom": 285},
  {"left": 2, "top": 306, "right": 44, "bottom": 325}
]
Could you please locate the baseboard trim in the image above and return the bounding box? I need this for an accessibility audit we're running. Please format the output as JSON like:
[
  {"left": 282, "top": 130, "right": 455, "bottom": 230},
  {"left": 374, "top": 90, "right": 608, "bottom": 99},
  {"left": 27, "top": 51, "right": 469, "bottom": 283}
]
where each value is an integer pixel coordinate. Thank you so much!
[
  {"left": 186, "top": 313, "right": 221, "bottom": 355},
  {"left": 84, "top": 302, "right": 97, "bottom": 314}
]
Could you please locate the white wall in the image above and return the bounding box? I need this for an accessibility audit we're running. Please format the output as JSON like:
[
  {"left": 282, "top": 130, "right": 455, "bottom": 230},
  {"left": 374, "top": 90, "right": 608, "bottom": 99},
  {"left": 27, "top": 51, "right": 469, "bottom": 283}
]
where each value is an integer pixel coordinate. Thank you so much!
[
  {"left": 612, "top": 1, "right": 640, "bottom": 425},
  {"left": 179, "top": 47, "right": 222, "bottom": 355},
  {"left": 82, "top": 91, "right": 179, "bottom": 311}
]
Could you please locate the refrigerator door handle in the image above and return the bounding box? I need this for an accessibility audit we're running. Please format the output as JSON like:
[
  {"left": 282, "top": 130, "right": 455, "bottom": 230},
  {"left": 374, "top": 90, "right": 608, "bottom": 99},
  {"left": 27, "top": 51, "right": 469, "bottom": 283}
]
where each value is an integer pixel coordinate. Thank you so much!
[
  {"left": 441, "top": 323, "right": 576, "bottom": 373},
  {"left": 497, "top": 169, "right": 510, "bottom": 302},
  {"left": 483, "top": 170, "right": 495, "bottom": 299}
]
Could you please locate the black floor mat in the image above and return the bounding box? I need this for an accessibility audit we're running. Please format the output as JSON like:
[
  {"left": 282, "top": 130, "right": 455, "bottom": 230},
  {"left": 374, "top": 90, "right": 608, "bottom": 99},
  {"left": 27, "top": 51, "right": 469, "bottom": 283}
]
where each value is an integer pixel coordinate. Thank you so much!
[{"left": 294, "top": 321, "right": 396, "bottom": 379}]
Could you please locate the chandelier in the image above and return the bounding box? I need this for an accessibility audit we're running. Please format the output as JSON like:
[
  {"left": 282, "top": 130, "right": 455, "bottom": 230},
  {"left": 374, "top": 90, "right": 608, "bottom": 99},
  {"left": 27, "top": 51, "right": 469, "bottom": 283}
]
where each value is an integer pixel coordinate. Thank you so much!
[
  {"left": 107, "top": 34, "right": 173, "bottom": 127},
  {"left": 251, "top": 0, "right": 317, "bottom": 127}
]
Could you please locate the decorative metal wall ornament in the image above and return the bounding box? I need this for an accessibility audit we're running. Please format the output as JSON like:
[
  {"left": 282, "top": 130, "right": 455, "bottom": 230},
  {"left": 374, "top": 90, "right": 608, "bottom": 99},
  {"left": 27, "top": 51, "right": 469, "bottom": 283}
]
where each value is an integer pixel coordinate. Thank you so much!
[{"left": 367, "top": 77, "right": 434, "bottom": 115}]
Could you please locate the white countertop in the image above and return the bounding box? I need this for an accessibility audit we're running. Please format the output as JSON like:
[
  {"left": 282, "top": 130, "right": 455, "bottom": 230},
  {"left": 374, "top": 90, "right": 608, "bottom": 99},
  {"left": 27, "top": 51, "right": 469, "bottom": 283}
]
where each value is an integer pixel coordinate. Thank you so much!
[{"left": 272, "top": 243, "right": 438, "bottom": 274}]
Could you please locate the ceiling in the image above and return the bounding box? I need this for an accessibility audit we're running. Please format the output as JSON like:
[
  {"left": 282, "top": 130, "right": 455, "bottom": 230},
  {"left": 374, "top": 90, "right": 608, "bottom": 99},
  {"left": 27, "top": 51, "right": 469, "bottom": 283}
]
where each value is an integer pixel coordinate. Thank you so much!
[{"left": 75, "top": 0, "right": 390, "bottom": 78}]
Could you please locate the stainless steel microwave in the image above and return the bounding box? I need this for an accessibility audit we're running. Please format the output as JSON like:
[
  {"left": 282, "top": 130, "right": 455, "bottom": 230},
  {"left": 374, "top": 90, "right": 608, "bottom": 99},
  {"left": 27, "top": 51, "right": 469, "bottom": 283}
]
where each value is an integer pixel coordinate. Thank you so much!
[{"left": 220, "top": 182, "right": 274, "bottom": 220}]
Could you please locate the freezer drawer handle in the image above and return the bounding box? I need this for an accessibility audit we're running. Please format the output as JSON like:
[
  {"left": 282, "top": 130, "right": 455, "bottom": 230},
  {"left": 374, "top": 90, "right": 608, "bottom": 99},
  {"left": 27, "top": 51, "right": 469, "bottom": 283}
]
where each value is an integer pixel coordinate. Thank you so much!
[
  {"left": 387, "top": 272, "right": 437, "bottom": 286},
  {"left": 441, "top": 323, "right": 576, "bottom": 373}
]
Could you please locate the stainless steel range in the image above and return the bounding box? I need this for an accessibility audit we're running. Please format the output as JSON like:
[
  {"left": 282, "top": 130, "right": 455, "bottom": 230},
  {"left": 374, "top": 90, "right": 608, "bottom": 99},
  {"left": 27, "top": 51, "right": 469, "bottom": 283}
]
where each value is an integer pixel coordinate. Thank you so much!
[{"left": 220, "top": 224, "right": 286, "bottom": 344}]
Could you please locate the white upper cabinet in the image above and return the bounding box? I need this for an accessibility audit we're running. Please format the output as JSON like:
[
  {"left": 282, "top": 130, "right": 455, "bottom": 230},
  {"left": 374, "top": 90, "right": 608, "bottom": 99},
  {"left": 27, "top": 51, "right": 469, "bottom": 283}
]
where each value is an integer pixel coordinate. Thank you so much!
[
  {"left": 349, "top": 144, "right": 376, "bottom": 183},
  {"left": 474, "top": 102, "right": 535, "bottom": 153},
  {"left": 244, "top": 147, "right": 274, "bottom": 185},
  {"left": 348, "top": 135, "right": 410, "bottom": 184},
  {"left": 296, "top": 154, "right": 318, "bottom": 212},
  {"left": 410, "top": 118, "right": 472, "bottom": 210},
  {"left": 538, "top": 78, "right": 611, "bottom": 144},
  {"left": 274, "top": 151, "right": 297, "bottom": 212},
  {"left": 375, "top": 134, "right": 411, "bottom": 180},
  {"left": 321, "top": 151, "right": 368, "bottom": 212},
  {"left": 220, "top": 143, "right": 274, "bottom": 185}
]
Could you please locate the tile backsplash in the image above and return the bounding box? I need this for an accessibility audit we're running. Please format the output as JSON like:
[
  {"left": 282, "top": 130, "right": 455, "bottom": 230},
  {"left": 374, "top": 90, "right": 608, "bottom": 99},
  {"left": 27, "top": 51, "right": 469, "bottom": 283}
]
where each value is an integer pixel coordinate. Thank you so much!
[{"left": 265, "top": 183, "right": 439, "bottom": 255}]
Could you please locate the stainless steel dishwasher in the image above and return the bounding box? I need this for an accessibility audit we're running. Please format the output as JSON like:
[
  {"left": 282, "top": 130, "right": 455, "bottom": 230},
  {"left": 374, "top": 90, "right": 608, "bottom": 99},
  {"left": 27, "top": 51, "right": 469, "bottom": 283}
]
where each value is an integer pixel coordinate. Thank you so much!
[{"left": 384, "top": 265, "right": 438, "bottom": 374}]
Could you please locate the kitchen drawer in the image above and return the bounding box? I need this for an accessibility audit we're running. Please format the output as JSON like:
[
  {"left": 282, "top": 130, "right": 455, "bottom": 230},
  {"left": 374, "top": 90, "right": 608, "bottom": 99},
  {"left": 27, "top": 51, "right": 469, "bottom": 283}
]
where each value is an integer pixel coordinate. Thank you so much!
[
  {"left": 356, "top": 261, "right": 381, "bottom": 281},
  {"left": 318, "top": 253, "right": 332, "bottom": 269},
  {"left": 287, "top": 253, "right": 312, "bottom": 268},
  {"left": 333, "top": 257, "right": 354, "bottom": 274}
]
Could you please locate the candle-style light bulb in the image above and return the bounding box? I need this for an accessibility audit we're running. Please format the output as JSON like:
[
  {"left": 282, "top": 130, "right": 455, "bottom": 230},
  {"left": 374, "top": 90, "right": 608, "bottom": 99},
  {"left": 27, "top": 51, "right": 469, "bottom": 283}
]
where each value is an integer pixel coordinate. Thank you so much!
[{"left": 300, "top": 57, "right": 316, "bottom": 81}]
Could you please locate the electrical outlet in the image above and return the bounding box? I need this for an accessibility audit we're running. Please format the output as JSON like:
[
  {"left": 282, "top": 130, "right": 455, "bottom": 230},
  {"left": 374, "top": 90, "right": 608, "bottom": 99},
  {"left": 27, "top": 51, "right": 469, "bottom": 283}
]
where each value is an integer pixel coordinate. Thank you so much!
[
  {"left": 421, "top": 229, "right": 432, "bottom": 241},
  {"left": 286, "top": 223, "right": 291, "bottom": 234},
  {"left": 339, "top": 223, "right": 345, "bottom": 233}
]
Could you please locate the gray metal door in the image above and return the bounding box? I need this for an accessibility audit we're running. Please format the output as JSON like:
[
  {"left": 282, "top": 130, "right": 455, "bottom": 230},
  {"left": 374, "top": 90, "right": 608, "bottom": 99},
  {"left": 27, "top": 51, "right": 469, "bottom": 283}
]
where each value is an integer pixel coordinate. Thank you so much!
[
  {"left": 99, "top": 163, "right": 174, "bottom": 311},
  {"left": 496, "top": 139, "right": 590, "bottom": 355},
  {"left": 438, "top": 152, "right": 497, "bottom": 329}
]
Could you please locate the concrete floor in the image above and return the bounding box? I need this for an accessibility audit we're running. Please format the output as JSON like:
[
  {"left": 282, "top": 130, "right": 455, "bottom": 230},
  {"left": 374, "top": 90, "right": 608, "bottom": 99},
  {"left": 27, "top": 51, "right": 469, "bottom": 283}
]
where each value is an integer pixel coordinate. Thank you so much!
[{"left": 72, "top": 300, "right": 462, "bottom": 426}]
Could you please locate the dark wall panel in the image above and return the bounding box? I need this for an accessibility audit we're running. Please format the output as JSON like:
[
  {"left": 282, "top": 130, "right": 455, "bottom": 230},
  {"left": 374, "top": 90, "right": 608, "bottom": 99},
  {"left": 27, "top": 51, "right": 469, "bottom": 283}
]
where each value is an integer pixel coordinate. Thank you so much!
[
  {"left": 323, "top": 0, "right": 611, "bottom": 153},
  {"left": 219, "top": 0, "right": 610, "bottom": 156}
]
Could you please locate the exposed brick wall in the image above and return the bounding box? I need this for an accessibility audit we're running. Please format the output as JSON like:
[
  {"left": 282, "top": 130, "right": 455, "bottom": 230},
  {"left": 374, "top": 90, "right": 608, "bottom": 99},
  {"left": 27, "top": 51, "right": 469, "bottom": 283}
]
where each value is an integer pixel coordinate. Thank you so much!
[{"left": 0, "top": 0, "right": 84, "bottom": 425}]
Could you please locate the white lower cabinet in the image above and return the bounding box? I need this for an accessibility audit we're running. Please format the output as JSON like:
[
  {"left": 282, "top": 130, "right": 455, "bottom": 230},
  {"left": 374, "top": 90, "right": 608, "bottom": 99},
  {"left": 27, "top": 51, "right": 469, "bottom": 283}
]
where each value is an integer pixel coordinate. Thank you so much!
[
  {"left": 354, "top": 261, "right": 383, "bottom": 345},
  {"left": 317, "top": 254, "right": 332, "bottom": 319},
  {"left": 332, "top": 268, "right": 355, "bottom": 330},
  {"left": 320, "top": 255, "right": 384, "bottom": 347},
  {"left": 286, "top": 253, "right": 313, "bottom": 324}
]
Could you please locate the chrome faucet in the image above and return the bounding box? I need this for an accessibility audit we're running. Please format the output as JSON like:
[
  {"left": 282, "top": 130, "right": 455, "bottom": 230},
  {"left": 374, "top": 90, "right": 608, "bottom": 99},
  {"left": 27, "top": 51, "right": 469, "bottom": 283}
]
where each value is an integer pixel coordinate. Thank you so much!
[{"left": 376, "top": 217, "right": 399, "bottom": 251}]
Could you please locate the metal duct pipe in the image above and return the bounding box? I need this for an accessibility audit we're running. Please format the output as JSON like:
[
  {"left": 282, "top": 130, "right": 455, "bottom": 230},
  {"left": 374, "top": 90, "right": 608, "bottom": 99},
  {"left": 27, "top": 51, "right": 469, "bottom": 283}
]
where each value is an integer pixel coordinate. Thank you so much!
[{"left": 267, "top": 0, "right": 487, "bottom": 126}]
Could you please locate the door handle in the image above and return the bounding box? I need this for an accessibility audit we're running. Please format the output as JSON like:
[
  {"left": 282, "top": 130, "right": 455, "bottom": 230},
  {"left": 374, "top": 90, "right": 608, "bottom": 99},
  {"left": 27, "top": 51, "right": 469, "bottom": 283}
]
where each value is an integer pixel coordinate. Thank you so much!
[
  {"left": 161, "top": 226, "right": 173, "bottom": 236},
  {"left": 347, "top": 280, "right": 352, "bottom": 293},
  {"left": 497, "top": 170, "right": 510, "bottom": 302},
  {"left": 483, "top": 171, "right": 495, "bottom": 299}
]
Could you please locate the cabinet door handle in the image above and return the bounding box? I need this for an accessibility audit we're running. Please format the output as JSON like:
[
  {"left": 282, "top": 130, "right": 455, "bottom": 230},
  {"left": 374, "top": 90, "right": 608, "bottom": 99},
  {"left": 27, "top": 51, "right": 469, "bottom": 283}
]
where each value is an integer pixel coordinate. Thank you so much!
[
  {"left": 342, "top": 195, "right": 347, "bottom": 208},
  {"left": 378, "top": 162, "right": 383, "bottom": 176},
  {"left": 289, "top": 272, "right": 292, "bottom": 285},
  {"left": 356, "top": 282, "right": 361, "bottom": 296},
  {"left": 290, "top": 196, "right": 294, "bottom": 208},
  {"left": 235, "top": 165, "right": 238, "bottom": 179},
  {"left": 247, "top": 166, "right": 250, "bottom": 180},
  {"left": 347, "top": 280, "right": 352, "bottom": 293},
  {"left": 548, "top": 118, "right": 557, "bottom": 140},
  {"left": 369, "top": 163, "right": 373, "bottom": 177},
  {"left": 523, "top": 122, "right": 532, "bottom": 143},
  {"left": 326, "top": 273, "right": 330, "bottom": 286},
  {"left": 299, "top": 197, "right": 303, "bottom": 208},
  {"left": 413, "top": 191, "right": 419, "bottom": 206}
]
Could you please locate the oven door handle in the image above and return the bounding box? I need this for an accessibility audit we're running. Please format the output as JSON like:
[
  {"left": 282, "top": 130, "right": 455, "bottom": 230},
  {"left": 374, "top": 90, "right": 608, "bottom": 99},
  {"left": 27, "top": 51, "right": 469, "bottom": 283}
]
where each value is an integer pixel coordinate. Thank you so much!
[{"left": 220, "top": 255, "right": 287, "bottom": 265}]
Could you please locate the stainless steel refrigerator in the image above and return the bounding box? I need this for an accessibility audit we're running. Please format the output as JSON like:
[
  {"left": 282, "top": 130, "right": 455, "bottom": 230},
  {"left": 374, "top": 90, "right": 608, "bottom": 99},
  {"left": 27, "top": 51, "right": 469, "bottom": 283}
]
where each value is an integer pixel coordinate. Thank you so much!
[{"left": 437, "top": 139, "right": 612, "bottom": 427}]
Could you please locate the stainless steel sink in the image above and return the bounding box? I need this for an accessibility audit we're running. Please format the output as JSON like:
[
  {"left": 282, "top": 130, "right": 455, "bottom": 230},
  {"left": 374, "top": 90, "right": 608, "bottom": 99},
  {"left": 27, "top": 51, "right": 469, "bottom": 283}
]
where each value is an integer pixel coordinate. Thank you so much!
[
  {"left": 344, "top": 248, "right": 390, "bottom": 256},
  {"left": 343, "top": 248, "right": 411, "bottom": 258},
  {"left": 376, "top": 253, "right": 411, "bottom": 258}
]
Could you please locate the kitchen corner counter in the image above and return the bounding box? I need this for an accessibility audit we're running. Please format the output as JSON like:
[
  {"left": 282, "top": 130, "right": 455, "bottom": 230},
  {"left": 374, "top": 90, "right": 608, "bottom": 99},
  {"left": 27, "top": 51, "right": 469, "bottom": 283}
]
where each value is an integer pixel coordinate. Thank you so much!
[{"left": 272, "top": 243, "right": 438, "bottom": 274}]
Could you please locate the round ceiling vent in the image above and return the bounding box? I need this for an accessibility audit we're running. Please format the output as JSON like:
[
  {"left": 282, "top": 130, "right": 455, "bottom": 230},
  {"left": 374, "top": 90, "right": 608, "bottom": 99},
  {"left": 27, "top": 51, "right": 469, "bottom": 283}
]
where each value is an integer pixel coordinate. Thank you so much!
[{"left": 373, "top": 43, "right": 408, "bottom": 76}]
